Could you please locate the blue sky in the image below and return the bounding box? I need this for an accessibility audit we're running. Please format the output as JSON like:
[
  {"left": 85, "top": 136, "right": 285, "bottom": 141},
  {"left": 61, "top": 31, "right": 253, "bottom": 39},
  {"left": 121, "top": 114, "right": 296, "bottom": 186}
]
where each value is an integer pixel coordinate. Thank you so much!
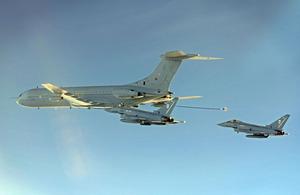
[{"left": 1, "top": 0, "right": 299, "bottom": 194}]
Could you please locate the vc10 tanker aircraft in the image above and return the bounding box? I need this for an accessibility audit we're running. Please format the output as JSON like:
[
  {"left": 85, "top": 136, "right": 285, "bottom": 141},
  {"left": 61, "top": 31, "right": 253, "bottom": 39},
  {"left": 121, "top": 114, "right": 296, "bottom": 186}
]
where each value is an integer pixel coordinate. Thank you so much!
[{"left": 17, "top": 51, "right": 221, "bottom": 109}]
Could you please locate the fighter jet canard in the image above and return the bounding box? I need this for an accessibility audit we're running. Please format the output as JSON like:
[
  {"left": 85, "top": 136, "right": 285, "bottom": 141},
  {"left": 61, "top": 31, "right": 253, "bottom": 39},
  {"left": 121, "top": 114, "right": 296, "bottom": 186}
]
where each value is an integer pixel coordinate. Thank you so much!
[
  {"left": 218, "top": 114, "right": 290, "bottom": 138},
  {"left": 17, "top": 51, "right": 221, "bottom": 109},
  {"left": 105, "top": 97, "right": 184, "bottom": 125}
]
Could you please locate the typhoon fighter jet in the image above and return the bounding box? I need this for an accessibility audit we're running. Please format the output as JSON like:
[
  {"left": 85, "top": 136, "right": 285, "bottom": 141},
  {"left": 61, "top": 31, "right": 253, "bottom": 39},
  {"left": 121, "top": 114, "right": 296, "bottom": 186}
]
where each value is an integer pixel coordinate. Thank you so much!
[
  {"left": 218, "top": 114, "right": 290, "bottom": 138},
  {"left": 105, "top": 97, "right": 184, "bottom": 125},
  {"left": 17, "top": 51, "right": 221, "bottom": 109}
]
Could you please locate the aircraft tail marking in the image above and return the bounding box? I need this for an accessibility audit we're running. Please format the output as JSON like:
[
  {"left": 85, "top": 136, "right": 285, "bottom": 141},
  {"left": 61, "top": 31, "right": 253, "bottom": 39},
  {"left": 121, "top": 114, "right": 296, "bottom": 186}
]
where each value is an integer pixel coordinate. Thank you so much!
[
  {"left": 267, "top": 114, "right": 290, "bottom": 130},
  {"left": 130, "top": 51, "right": 221, "bottom": 91},
  {"left": 156, "top": 97, "right": 179, "bottom": 116}
]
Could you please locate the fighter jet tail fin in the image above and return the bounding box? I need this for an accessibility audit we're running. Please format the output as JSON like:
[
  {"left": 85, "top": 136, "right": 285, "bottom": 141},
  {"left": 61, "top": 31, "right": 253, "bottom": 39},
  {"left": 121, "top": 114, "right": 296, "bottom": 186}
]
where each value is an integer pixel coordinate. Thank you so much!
[
  {"left": 267, "top": 114, "right": 290, "bottom": 130},
  {"left": 155, "top": 97, "right": 179, "bottom": 116}
]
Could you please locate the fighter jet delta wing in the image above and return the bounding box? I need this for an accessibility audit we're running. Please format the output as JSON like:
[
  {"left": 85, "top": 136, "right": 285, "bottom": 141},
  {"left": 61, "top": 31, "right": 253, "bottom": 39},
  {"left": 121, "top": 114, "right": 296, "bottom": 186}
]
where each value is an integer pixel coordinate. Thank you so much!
[{"left": 42, "top": 83, "right": 101, "bottom": 107}]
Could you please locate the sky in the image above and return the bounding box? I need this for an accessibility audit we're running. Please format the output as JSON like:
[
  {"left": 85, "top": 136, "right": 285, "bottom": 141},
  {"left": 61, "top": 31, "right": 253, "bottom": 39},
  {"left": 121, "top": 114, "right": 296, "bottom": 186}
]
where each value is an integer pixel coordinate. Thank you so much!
[{"left": 0, "top": 0, "right": 300, "bottom": 194}]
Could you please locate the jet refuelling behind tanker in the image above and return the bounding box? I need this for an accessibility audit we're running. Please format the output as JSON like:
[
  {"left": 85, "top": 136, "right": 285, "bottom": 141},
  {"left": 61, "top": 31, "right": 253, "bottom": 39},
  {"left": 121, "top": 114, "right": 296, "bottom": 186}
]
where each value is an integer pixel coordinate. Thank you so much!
[
  {"left": 218, "top": 114, "right": 290, "bottom": 138},
  {"left": 16, "top": 51, "right": 225, "bottom": 125},
  {"left": 105, "top": 97, "right": 184, "bottom": 125}
]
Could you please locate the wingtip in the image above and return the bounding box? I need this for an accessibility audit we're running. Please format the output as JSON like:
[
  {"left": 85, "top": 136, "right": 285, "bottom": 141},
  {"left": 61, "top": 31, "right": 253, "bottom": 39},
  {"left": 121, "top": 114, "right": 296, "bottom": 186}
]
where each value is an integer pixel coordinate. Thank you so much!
[
  {"left": 178, "top": 96, "right": 202, "bottom": 100},
  {"left": 207, "top": 57, "right": 223, "bottom": 60},
  {"left": 41, "top": 83, "right": 50, "bottom": 87}
]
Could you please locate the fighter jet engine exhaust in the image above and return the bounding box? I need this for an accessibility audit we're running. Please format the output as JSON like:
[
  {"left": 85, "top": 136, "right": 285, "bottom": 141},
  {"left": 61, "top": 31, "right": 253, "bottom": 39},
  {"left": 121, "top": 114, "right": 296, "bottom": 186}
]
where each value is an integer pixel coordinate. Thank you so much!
[{"left": 161, "top": 116, "right": 174, "bottom": 122}]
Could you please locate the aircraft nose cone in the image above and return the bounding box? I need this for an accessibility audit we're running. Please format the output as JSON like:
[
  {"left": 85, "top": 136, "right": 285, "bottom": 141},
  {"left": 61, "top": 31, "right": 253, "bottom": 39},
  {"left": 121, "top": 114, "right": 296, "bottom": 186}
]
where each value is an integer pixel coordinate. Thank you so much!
[
  {"left": 16, "top": 97, "right": 21, "bottom": 105},
  {"left": 16, "top": 91, "right": 27, "bottom": 107},
  {"left": 16, "top": 97, "right": 23, "bottom": 106},
  {"left": 217, "top": 122, "right": 227, "bottom": 127}
]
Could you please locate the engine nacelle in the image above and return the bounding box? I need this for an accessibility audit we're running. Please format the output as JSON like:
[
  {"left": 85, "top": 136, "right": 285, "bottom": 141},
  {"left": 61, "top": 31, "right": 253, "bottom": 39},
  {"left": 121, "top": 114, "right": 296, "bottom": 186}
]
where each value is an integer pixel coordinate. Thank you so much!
[{"left": 113, "top": 89, "right": 144, "bottom": 99}]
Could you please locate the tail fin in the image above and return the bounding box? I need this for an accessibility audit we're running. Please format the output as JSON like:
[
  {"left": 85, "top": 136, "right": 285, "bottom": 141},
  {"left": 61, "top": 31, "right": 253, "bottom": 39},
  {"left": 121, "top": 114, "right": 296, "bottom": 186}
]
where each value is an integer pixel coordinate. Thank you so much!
[
  {"left": 155, "top": 97, "right": 179, "bottom": 116},
  {"left": 129, "top": 51, "right": 221, "bottom": 91},
  {"left": 267, "top": 114, "right": 290, "bottom": 130}
]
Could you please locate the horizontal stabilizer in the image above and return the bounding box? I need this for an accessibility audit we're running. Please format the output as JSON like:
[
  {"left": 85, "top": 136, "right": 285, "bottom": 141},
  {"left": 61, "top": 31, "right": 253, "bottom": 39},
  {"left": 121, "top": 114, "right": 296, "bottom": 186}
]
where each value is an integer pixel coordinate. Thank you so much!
[
  {"left": 162, "top": 51, "right": 222, "bottom": 60},
  {"left": 130, "top": 51, "right": 221, "bottom": 92}
]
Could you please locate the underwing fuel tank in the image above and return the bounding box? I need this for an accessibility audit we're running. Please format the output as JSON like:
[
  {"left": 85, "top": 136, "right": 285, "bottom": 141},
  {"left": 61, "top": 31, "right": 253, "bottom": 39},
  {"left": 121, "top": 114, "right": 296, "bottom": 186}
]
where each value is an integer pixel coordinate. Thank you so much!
[{"left": 246, "top": 135, "right": 269, "bottom": 139}]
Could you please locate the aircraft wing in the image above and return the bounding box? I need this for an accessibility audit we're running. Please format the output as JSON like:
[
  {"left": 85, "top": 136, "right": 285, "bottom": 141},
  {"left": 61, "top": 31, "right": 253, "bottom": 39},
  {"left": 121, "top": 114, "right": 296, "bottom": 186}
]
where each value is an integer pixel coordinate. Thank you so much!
[
  {"left": 170, "top": 120, "right": 186, "bottom": 124},
  {"left": 42, "top": 83, "right": 97, "bottom": 107},
  {"left": 178, "top": 96, "right": 202, "bottom": 100},
  {"left": 150, "top": 96, "right": 202, "bottom": 107}
]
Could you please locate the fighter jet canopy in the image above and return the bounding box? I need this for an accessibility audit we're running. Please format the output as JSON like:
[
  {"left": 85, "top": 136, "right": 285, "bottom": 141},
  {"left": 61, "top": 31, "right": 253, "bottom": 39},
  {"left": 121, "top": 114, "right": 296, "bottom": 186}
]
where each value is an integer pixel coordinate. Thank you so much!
[{"left": 229, "top": 119, "right": 240, "bottom": 123}]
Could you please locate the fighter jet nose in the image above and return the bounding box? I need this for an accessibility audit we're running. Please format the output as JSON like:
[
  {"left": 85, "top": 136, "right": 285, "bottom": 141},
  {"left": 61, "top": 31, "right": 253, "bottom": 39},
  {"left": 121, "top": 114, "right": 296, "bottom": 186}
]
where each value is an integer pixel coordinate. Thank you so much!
[
  {"left": 218, "top": 122, "right": 230, "bottom": 127},
  {"left": 217, "top": 122, "right": 225, "bottom": 127}
]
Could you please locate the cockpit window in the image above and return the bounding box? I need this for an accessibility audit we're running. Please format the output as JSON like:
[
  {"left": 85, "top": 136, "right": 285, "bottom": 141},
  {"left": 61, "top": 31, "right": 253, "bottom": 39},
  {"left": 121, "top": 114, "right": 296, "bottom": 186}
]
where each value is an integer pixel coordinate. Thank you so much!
[
  {"left": 18, "top": 93, "right": 22, "bottom": 97},
  {"left": 230, "top": 119, "right": 238, "bottom": 123}
]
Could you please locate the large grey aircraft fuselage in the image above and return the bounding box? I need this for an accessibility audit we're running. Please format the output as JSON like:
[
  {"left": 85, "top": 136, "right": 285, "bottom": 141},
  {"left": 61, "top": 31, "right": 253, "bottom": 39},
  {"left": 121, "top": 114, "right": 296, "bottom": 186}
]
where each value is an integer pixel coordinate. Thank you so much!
[
  {"left": 17, "top": 51, "right": 221, "bottom": 109},
  {"left": 17, "top": 85, "right": 169, "bottom": 108}
]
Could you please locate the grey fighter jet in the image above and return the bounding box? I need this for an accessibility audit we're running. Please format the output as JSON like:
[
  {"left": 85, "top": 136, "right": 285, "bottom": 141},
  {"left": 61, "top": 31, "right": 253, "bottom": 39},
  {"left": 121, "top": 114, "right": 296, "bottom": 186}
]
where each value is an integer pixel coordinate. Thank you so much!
[
  {"left": 105, "top": 97, "right": 184, "bottom": 125},
  {"left": 218, "top": 114, "right": 290, "bottom": 138},
  {"left": 17, "top": 51, "right": 221, "bottom": 109}
]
